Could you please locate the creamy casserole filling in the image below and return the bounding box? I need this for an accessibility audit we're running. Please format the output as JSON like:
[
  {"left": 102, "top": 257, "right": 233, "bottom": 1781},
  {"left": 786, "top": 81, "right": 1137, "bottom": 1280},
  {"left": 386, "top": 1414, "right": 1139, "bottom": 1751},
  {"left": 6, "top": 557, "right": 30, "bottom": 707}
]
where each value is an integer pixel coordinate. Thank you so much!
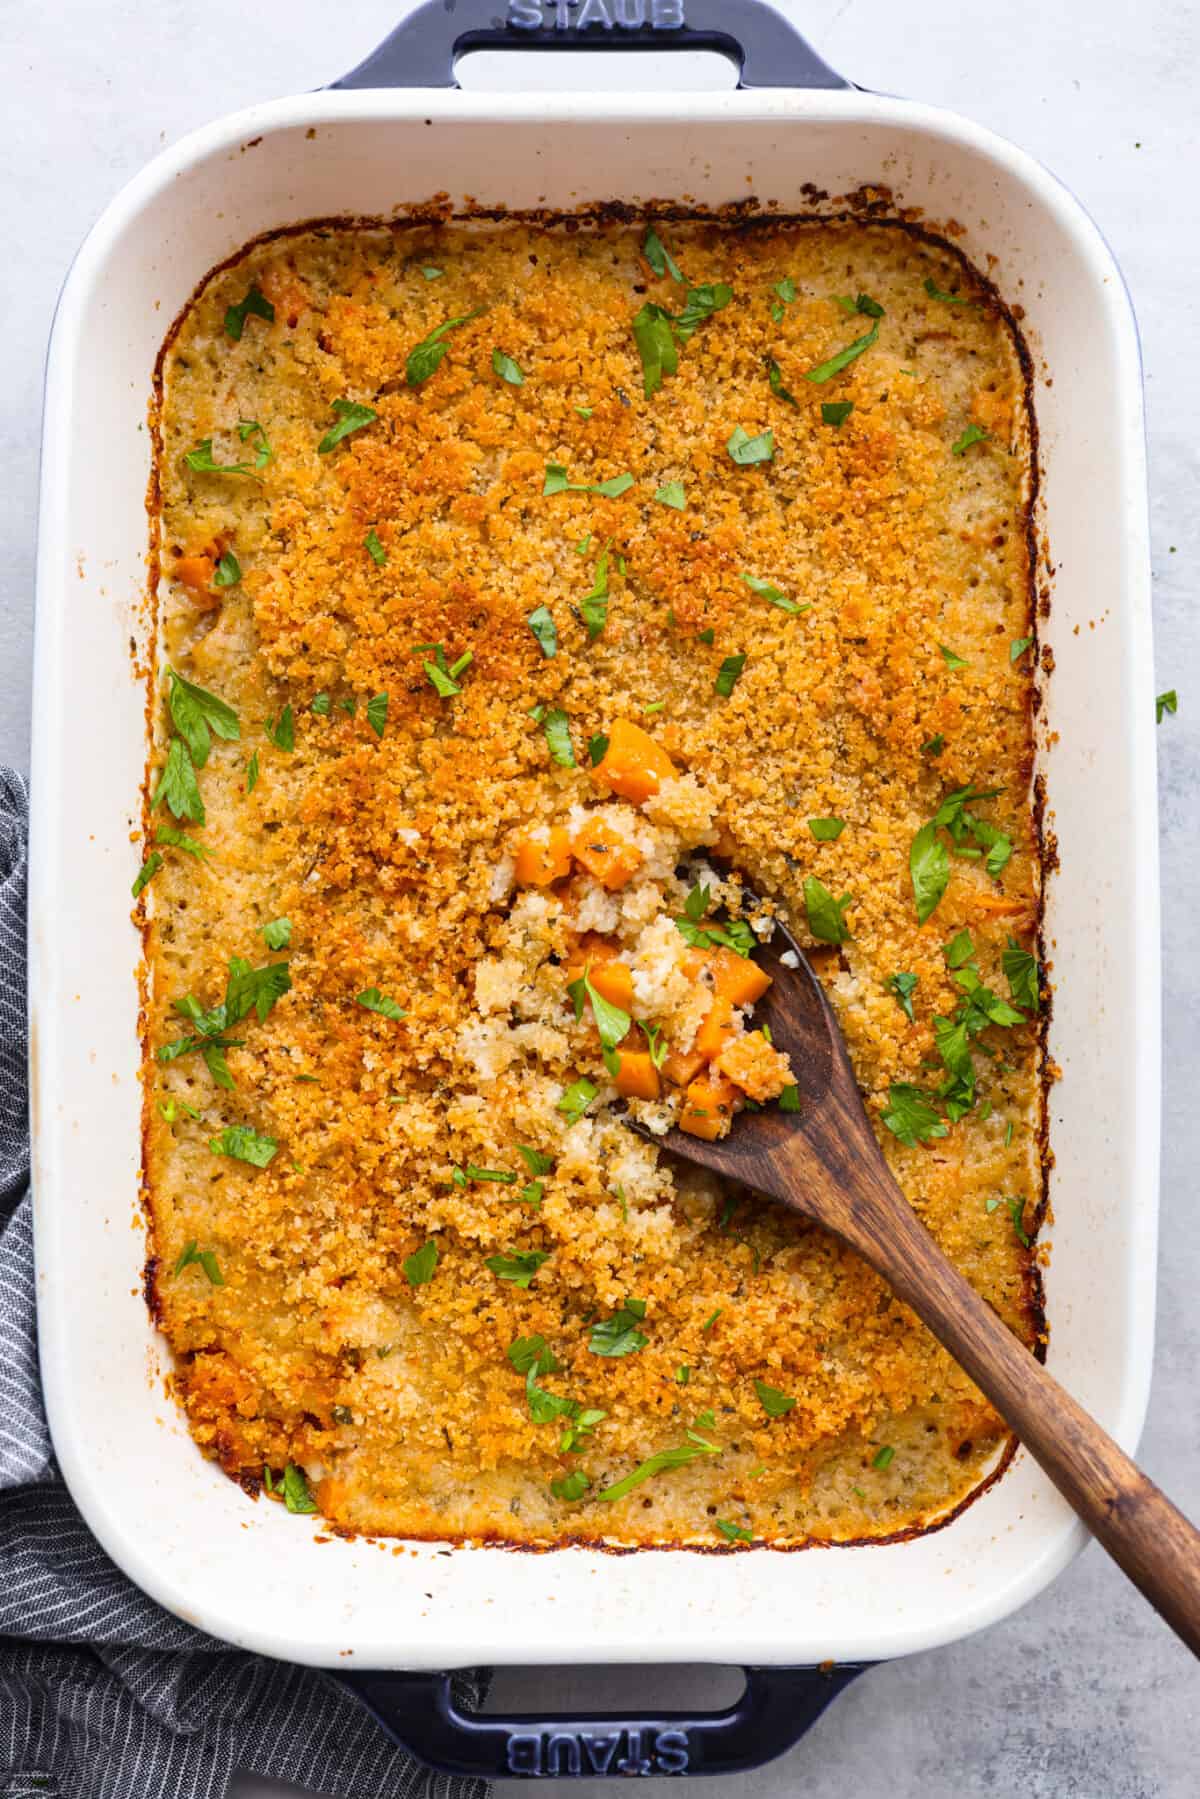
[{"left": 142, "top": 217, "right": 1043, "bottom": 1545}]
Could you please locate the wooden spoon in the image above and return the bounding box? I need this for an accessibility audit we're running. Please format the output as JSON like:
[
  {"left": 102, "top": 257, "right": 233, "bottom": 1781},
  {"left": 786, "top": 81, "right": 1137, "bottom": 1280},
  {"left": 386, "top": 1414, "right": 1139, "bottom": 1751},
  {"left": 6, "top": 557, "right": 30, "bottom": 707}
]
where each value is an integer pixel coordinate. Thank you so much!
[{"left": 634, "top": 913, "right": 1200, "bottom": 1656}]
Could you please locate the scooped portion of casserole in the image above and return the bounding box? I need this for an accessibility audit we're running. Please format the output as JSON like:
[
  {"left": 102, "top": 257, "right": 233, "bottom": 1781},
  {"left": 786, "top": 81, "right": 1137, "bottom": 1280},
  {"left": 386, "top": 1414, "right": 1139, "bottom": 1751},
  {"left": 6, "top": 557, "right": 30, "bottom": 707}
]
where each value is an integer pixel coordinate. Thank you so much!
[{"left": 142, "top": 217, "right": 1043, "bottom": 1546}]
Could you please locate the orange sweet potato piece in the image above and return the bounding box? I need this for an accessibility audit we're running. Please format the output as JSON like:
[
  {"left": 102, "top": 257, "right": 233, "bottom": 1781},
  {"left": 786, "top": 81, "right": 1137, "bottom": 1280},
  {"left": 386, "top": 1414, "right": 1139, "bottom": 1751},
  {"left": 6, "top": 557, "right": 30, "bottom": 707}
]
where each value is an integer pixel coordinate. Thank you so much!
[
  {"left": 614, "top": 1050, "right": 661, "bottom": 1101},
  {"left": 710, "top": 946, "right": 771, "bottom": 1008},
  {"left": 565, "top": 938, "right": 635, "bottom": 1015},
  {"left": 662, "top": 1045, "right": 707, "bottom": 1088},
  {"left": 680, "top": 1072, "right": 738, "bottom": 1141},
  {"left": 571, "top": 819, "right": 642, "bottom": 890},
  {"left": 694, "top": 995, "right": 737, "bottom": 1063},
  {"left": 514, "top": 827, "right": 572, "bottom": 887},
  {"left": 591, "top": 718, "right": 676, "bottom": 805},
  {"left": 173, "top": 554, "right": 216, "bottom": 593}
]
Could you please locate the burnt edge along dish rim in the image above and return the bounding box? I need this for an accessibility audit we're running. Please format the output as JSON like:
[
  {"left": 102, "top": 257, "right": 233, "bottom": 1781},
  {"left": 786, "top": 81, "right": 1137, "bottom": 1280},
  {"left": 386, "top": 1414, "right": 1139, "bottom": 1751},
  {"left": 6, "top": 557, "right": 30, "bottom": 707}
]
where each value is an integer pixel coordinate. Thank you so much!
[{"left": 141, "top": 193, "right": 1049, "bottom": 1558}]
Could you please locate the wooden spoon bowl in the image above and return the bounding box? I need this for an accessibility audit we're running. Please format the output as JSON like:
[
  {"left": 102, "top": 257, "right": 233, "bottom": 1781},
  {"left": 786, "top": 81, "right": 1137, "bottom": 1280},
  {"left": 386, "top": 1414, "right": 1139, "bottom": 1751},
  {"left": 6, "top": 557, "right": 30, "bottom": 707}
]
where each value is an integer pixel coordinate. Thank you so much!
[{"left": 633, "top": 911, "right": 1200, "bottom": 1656}]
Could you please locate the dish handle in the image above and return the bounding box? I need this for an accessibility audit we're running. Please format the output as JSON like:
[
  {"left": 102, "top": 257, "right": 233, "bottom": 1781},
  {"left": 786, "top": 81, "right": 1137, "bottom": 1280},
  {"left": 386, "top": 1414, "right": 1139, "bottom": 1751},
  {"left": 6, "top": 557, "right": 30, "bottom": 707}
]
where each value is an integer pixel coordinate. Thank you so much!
[
  {"left": 335, "top": 1663, "right": 865, "bottom": 1778},
  {"left": 330, "top": 0, "right": 850, "bottom": 91}
]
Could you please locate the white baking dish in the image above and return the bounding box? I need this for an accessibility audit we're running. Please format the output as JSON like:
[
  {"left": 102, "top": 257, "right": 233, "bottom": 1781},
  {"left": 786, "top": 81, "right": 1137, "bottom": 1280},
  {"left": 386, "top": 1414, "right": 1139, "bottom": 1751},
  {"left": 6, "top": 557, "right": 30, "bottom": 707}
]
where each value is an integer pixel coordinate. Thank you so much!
[{"left": 29, "top": 0, "right": 1158, "bottom": 1775}]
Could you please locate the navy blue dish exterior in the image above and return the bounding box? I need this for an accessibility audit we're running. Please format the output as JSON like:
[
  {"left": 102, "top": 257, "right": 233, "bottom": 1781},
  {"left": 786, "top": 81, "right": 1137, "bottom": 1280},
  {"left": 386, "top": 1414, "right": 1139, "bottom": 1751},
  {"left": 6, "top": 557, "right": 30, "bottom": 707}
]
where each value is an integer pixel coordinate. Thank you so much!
[{"left": 330, "top": 0, "right": 867, "bottom": 1776}]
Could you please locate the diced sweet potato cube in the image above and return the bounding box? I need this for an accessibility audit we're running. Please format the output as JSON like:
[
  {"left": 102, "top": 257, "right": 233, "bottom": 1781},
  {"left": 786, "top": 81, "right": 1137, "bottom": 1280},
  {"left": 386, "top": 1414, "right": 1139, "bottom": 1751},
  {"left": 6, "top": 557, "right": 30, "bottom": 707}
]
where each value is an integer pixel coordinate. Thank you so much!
[
  {"left": 591, "top": 718, "right": 676, "bottom": 805},
  {"left": 662, "top": 1045, "right": 707, "bottom": 1088},
  {"left": 717, "top": 1031, "right": 794, "bottom": 1103},
  {"left": 710, "top": 946, "right": 771, "bottom": 1007},
  {"left": 614, "top": 1050, "right": 661, "bottom": 1101},
  {"left": 680, "top": 946, "right": 711, "bottom": 982},
  {"left": 571, "top": 819, "right": 642, "bottom": 890},
  {"left": 680, "top": 1073, "right": 738, "bottom": 1140},
  {"left": 174, "top": 554, "right": 215, "bottom": 593},
  {"left": 565, "top": 940, "right": 635, "bottom": 1015},
  {"left": 694, "top": 995, "right": 737, "bottom": 1062},
  {"left": 514, "top": 827, "right": 573, "bottom": 887}
]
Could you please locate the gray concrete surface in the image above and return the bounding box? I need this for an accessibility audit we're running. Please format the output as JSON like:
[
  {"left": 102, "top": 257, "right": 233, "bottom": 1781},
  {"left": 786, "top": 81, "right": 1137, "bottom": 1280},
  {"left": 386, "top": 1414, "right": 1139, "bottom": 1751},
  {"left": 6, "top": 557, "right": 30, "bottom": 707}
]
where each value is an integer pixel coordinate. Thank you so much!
[{"left": 3, "top": 0, "right": 1196, "bottom": 1792}]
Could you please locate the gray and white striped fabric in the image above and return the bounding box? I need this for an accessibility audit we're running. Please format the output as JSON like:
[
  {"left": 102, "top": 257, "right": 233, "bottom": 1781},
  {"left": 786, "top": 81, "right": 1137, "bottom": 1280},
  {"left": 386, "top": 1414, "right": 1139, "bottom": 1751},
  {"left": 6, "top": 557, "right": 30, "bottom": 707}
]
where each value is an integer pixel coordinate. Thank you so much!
[{"left": 0, "top": 771, "right": 488, "bottom": 1799}]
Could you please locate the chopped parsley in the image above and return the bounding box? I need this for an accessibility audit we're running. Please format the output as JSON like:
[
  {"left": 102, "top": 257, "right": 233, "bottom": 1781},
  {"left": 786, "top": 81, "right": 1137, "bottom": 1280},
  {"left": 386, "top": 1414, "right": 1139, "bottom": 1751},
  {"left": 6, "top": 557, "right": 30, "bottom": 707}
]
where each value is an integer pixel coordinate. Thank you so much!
[
  {"left": 492, "top": 348, "right": 525, "bottom": 385},
  {"left": 508, "top": 1334, "right": 559, "bottom": 1375},
  {"left": 802, "top": 324, "right": 878, "bottom": 384},
  {"left": 702, "top": 1309, "right": 722, "bottom": 1333},
  {"left": 1004, "top": 1196, "right": 1031, "bottom": 1248},
  {"left": 557, "top": 1077, "right": 598, "bottom": 1125},
  {"left": 673, "top": 884, "right": 757, "bottom": 958},
  {"left": 132, "top": 852, "right": 163, "bottom": 897},
  {"left": 739, "top": 573, "right": 807, "bottom": 615},
  {"left": 542, "top": 707, "right": 575, "bottom": 767},
  {"left": 356, "top": 988, "right": 406, "bottom": 1021},
  {"left": 1010, "top": 636, "right": 1034, "bottom": 663},
  {"left": 174, "top": 1241, "right": 224, "bottom": 1285},
  {"left": 834, "top": 293, "right": 884, "bottom": 319},
  {"left": 364, "top": 527, "right": 387, "bottom": 566},
  {"left": 166, "top": 668, "right": 240, "bottom": 769},
  {"left": 952, "top": 424, "right": 989, "bottom": 455},
  {"left": 1002, "top": 937, "right": 1040, "bottom": 1013},
  {"left": 872, "top": 1444, "right": 895, "bottom": 1470},
  {"left": 778, "top": 1084, "right": 801, "bottom": 1112},
  {"left": 632, "top": 303, "right": 678, "bottom": 397},
  {"left": 366, "top": 692, "right": 388, "bottom": 738},
  {"left": 767, "top": 358, "right": 798, "bottom": 407},
  {"left": 909, "top": 784, "right": 1009, "bottom": 922},
  {"left": 807, "top": 817, "right": 845, "bottom": 841},
  {"left": 209, "top": 1125, "right": 278, "bottom": 1167},
  {"left": 403, "top": 1241, "right": 439, "bottom": 1285},
  {"left": 943, "top": 928, "right": 975, "bottom": 969},
  {"left": 223, "top": 283, "right": 274, "bottom": 341},
  {"left": 405, "top": 308, "right": 485, "bottom": 386},
  {"left": 803, "top": 875, "right": 852, "bottom": 946},
  {"left": 588, "top": 733, "right": 609, "bottom": 767},
  {"left": 654, "top": 481, "right": 686, "bottom": 509},
  {"left": 281, "top": 1463, "right": 317, "bottom": 1514},
  {"left": 518, "top": 1145, "right": 554, "bottom": 1178},
  {"left": 183, "top": 438, "right": 260, "bottom": 479},
  {"left": 597, "top": 1430, "right": 721, "bottom": 1502},
  {"left": 924, "top": 277, "right": 972, "bottom": 305},
  {"left": 213, "top": 550, "right": 241, "bottom": 588},
  {"left": 543, "top": 464, "right": 634, "bottom": 498},
  {"left": 771, "top": 276, "right": 797, "bottom": 323},
  {"left": 882, "top": 1084, "right": 948, "bottom": 1147},
  {"left": 567, "top": 967, "right": 631, "bottom": 1052},
  {"left": 245, "top": 751, "right": 259, "bottom": 793},
  {"left": 821, "top": 401, "right": 854, "bottom": 427},
  {"left": 416, "top": 642, "right": 472, "bottom": 698},
  {"left": 1156, "top": 689, "right": 1177, "bottom": 723},
  {"left": 419, "top": 265, "right": 443, "bottom": 280},
  {"left": 726, "top": 427, "right": 774, "bottom": 466},
  {"left": 753, "top": 1380, "right": 796, "bottom": 1419},
  {"left": 551, "top": 1470, "right": 591, "bottom": 1502},
  {"left": 921, "top": 734, "right": 945, "bottom": 759},
  {"left": 580, "top": 547, "right": 611, "bottom": 640},
  {"left": 715, "top": 653, "right": 747, "bottom": 697},
  {"left": 940, "top": 644, "right": 969, "bottom": 671},
  {"left": 317, "top": 398, "right": 377, "bottom": 454},
  {"left": 527, "top": 605, "right": 558, "bottom": 658},
  {"left": 715, "top": 1519, "right": 753, "bottom": 1543},
  {"left": 264, "top": 706, "right": 294, "bottom": 753},
  {"left": 643, "top": 225, "right": 685, "bottom": 284},
  {"left": 885, "top": 971, "right": 918, "bottom": 1022},
  {"left": 588, "top": 1297, "right": 649, "bottom": 1358},
  {"left": 261, "top": 918, "right": 291, "bottom": 950},
  {"left": 486, "top": 1249, "right": 550, "bottom": 1288}
]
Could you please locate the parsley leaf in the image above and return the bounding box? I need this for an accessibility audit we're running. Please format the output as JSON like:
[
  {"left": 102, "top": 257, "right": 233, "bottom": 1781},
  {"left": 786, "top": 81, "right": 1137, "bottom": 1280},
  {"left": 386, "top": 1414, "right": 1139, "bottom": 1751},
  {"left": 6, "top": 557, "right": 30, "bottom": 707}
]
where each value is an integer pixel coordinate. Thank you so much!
[
  {"left": 643, "top": 225, "right": 685, "bottom": 284},
  {"left": 543, "top": 464, "right": 634, "bottom": 498},
  {"left": 403, "top": 1241, "right": 438, "bottom": 1285},
  {"left": 508, "top": 1334, "right": 559, "bottom": 1375},
  {"left": 364, "top": 527, "right": 387, "bottom": 566},
  {"left": 952, "top": 424, "right": 989, "bottom": 455},
  {"left": 152, "top": 738, "right": 205, "bottom": 825},
  {"left": 940, "top": 644, "right": 969, "bottom": 671},
  {"left": 803, "top": 323, "right": 879, "bottom": 384},
  {"left": 924, "top": 277, "right": 972, "bottom": 305},
  {"left": 167, "top": 669, "right": 240, "bottom": 769},
  {"left": 183, "top": 438, "right": 260, "bottom": 479},
  {"left": 767, "top": 358, "right": 798, "bottom": 407},
  {"left": 356, "top": 988, "right": 405, "bottom": 1021},
  {"left": 419, "top": 265, "right": 443, "bottom": 281},
  {"left": 224, "top": 283, "right": 274, "bottom": 341},
  {"left": 1002, "top": 937, "right": 1040, "bottom": 1013},
  {"left": 317, "top": 398, "right": 377, "bottom": 454},
  {"left": 739, "top": 572, "right": 807, "bottom": 615},
  {"left": 1005, "top": 1196, "right": 1032, "bottom": 1248},
  {"left": 132, "top": 852, "right": 163, "bottom": 898},
  {"left": 872, "top": 1444, "right": 895, "bottom": 1470},
  {"left": 655, "top": 481, "right": 686, "bottom": 509},
  {"left": 527, "top": 606, "right": 557, "bottom": 658},
  {"left": 517, "top": 1145, "right": 554, "bottom": 1178},
  {"left": 754, "top": 1380, "right": 796, "bottom": 1419},
  {"left": 821, "top": 401, "right": 854, "bottom": 426},
  {"left": 632, "top": 302, "right": 679, "bottom": 397},
  {"left": 803, "top": 875, "right": 852, "bottom": 945},
  {"left": 597, "top": 1431, "right": 720, "bottom": 1502},
  {"left": 542, "top": 708, "right": 575, "bottom": 767},
  {"left": 486, "top": 1249, "right": 549, "bottom": 1288},
  {"left": 551, "top": 1470, "right": 590, "bottom": 1502},
  {"left": 772, "top": 276, "right": 798, "bottom": 322},
  {"left": 778, "top": 1084, "right": 801, "bottom": 1112},
  {"left": 281, "top": 1463, "right": 317, "bottom": 1514},
  {"left": 209, "top": 1125, "right": 278, "bottom": 1167},
  {"left": 580, "top": 548, "right": 610, "bottom": 640},
  {"left": 406, "top": 308, "right": 485, "bottom": 386},
  {"left": 883, "top": 1083, "right": 948, "bottom": 1146},
  {"left": 885, "top": 971, "right": 918, "bottom": 1023},
  {"left": 589, "top": 1296, "right": 648, "bottom": 1358},
  {"left": 715, "top": 653, "right": 747, "bottom": 697},
  {"left": 808, "top": 817, "right": 845, "bottom": 841},
  {"left": 311, "top": 693, "right": 331, "bottom": 716},
  {"left": 492, "top": 348, "right": 525, "bottom": 385},
  {"left": 568, "top": 968, "right": 631, "bottom": 1052},
  {"left": 261, "top": 918, "right": 291, "bottom": 950},
  {"left": 943, "top": 928, "right": 976, "bottom": 968},
  {"left": 674, "top": 284, "right": 733, "bottom": 341},
  {"left": 366, "top": 692, "right": 389, "bottom": 739},
  {"left": 921, "top": 734, "right": 945, "bottom": 759},
  {"left": 727, "top": 427, "right": 774, "bottom": 465},
  {"left": 246, "top": 751, "right": 259, "bottom": 793},
  {"left": 173, "top": 1241, "right": 225, "bottom": 1284},
  {"left": 557, "top": 1077, "right": 597, "bottom": 1125},
  {"left": 716, "top": 1518, "right": 753, "bottom": 1542},
  {"left": 1010, "top": 635, "right": 1034, "bottom": 663},
  {"left": 213, "top": 550, "right": 241, "bottom": 588},
  {"left": 834, "top": 293, "right": 884, "bottom": 318},
  {"left": 1157, "top": 689, "right": 1177, "bottom": 723},
  {"left": 909, "top": 821, "right": 951, "bottom": 924},
  {"left": 264, "top": 706, "right": 294, "bottom": 753}
]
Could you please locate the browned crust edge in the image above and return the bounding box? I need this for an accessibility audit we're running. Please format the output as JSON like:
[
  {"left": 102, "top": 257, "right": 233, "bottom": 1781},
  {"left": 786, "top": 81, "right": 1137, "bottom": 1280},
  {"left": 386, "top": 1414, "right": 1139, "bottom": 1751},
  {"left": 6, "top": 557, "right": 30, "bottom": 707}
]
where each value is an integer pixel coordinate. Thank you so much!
[{"left": 135, "top": 191, "right": 1049, "bottom": 1555}]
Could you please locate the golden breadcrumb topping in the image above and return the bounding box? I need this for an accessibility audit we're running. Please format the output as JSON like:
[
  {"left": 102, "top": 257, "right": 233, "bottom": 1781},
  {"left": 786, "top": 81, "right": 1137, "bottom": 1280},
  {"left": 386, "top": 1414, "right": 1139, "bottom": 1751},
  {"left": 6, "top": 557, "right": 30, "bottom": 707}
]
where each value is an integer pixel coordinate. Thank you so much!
[{"left": 143, "top": 216, "right": 1042, "bottom": 1547}]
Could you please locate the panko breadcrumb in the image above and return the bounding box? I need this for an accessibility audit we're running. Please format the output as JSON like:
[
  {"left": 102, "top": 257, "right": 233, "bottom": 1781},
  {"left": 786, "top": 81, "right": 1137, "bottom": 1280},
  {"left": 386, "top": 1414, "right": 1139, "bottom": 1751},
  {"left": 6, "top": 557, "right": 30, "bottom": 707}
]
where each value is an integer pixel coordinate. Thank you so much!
[{"left": 142, "top": 215, "right": 1042, "bottom": 1548}]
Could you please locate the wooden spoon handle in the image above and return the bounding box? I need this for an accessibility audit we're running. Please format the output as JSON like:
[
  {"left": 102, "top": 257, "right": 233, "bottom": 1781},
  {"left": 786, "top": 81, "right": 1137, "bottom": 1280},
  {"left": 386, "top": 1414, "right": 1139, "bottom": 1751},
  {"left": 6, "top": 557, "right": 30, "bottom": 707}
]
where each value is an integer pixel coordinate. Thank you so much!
[{"left": 834, "top": 1164, "right": 1200, "bottom": 1657}]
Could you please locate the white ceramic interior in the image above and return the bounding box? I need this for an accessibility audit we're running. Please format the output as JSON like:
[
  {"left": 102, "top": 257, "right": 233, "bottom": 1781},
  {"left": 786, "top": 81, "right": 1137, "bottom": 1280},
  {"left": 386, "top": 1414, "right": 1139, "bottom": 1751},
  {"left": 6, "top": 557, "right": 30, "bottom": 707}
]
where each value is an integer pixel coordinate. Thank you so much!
[{"left": 31, "top": 86, "right": 1157, "bottom": 1671}]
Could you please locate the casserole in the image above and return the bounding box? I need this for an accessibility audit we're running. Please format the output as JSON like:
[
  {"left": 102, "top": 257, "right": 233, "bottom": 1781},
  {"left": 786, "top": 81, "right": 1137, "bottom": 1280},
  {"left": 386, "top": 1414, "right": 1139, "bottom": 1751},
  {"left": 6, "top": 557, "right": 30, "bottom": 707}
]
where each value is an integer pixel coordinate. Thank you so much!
[{"left": 31, "top": 0, "right": 1158, "bottom": 1779}]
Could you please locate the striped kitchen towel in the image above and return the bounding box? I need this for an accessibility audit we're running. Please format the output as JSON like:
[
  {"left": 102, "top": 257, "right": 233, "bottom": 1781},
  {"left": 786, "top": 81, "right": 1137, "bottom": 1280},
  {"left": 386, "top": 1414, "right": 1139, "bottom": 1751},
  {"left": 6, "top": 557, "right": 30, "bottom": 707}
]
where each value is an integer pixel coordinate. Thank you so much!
[{"left": 0, "top": 768, "right": 487, "bottom": 1799}]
